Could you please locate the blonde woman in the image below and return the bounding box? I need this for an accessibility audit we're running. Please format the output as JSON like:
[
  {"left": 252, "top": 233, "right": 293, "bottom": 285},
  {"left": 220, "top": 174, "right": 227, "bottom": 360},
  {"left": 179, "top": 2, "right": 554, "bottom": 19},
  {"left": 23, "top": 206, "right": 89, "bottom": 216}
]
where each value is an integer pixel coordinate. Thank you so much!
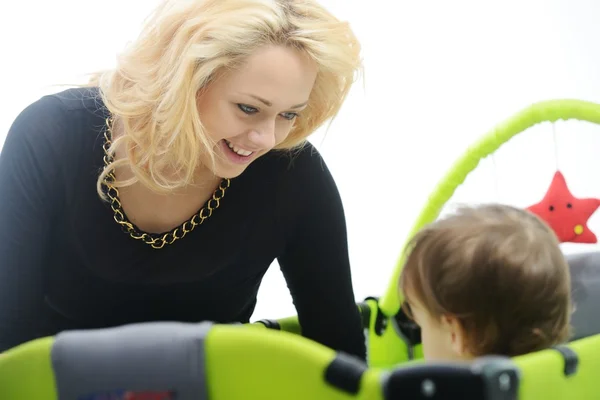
[{"left": 0, "top": 0, "right": 365, "bottom": 358}]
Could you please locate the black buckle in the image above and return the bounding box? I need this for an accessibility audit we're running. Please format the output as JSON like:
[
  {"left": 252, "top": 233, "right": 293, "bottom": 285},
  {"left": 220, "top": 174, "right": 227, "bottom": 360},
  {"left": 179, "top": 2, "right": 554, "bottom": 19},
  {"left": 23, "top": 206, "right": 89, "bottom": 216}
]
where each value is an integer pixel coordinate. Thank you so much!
[
  {"left": 394, "top": 302, "right": 422, "bottom": 346},
  {"left": 363, "top": 297, "right": 388, "bottom": 336},
  {"left": 383, "top": 356, "right": 520, "bottom": 400}
]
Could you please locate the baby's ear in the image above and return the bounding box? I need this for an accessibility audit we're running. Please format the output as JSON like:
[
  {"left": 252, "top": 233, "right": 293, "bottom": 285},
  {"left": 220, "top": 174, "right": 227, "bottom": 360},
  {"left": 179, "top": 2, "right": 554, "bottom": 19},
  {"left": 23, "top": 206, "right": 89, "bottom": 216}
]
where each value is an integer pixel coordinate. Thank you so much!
[{"left": 441, "top": 315, "right": 471, "bottom": 358}]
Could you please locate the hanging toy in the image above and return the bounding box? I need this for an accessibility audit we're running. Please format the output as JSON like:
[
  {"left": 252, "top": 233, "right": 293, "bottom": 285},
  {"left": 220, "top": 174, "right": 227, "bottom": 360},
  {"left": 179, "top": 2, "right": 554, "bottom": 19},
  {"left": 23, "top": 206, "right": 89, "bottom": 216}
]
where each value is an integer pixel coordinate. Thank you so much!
[{"left": 526, "top": 170, "right": 600, "bottom": 243}]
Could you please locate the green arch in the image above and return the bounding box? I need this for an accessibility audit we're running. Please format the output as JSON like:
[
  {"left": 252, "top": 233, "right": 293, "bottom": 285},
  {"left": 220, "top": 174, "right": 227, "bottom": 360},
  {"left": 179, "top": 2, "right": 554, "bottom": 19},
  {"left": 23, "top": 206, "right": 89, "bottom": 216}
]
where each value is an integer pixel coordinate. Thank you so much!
[{"left": 377, "top": 98, "right": 600, "bottom": 317}]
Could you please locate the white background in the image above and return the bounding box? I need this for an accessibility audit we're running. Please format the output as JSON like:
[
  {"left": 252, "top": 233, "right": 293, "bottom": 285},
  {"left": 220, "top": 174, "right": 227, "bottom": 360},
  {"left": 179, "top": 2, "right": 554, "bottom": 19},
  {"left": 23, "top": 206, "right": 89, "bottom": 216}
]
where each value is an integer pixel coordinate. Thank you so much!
[{"left": 1, "top": 0, "right": 599, "bottom": 320}]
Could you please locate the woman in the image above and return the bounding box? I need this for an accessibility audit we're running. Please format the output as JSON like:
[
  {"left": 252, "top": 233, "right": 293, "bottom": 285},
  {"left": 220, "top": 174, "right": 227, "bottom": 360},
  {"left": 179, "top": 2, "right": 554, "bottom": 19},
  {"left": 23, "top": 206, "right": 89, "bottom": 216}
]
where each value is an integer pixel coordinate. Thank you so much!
[{"left": 0, "top": 0, "right": 366, "bottom": 359}]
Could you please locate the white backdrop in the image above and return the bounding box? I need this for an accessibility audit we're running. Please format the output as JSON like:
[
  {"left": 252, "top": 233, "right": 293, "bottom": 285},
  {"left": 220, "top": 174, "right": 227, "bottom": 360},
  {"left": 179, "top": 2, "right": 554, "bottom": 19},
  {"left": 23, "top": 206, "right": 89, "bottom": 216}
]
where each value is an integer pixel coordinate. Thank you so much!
[{"left": 1, "top": 0, "right": 599, "bottom": 320}]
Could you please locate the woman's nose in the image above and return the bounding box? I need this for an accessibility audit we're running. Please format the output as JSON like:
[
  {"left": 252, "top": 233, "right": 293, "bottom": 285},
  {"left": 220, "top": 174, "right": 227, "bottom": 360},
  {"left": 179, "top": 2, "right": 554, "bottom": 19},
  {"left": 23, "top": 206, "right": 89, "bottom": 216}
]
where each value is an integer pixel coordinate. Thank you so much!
[{"left": 248, "top": 120, "right": 277, "bottom": 149}]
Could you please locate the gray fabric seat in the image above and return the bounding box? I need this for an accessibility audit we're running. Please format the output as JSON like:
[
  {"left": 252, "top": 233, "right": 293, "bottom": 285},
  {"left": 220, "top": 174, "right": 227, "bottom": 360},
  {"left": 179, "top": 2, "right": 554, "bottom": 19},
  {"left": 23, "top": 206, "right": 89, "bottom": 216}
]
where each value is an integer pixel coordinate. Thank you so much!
[
  {"left": 50, "top": 321, "right": 213, "bottom": 400},
  {"left": 567, "top": 251, "right": 600, "bottom": 340}
]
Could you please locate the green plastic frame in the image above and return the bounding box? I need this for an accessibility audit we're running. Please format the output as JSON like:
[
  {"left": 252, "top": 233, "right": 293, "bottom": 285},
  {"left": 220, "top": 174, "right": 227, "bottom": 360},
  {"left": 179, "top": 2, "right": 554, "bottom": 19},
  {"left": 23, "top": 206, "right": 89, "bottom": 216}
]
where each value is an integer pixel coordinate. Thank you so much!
[{"left": 371, "top": 99, "right": 600, "bottom": 367}]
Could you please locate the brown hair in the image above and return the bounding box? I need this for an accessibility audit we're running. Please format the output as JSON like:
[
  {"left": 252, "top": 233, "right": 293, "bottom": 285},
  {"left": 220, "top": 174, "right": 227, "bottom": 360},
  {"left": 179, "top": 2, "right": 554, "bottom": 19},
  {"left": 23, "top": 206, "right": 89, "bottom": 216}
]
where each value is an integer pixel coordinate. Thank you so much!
[{"left": 399, "top": 204, "right": 572, "bottom": 357}]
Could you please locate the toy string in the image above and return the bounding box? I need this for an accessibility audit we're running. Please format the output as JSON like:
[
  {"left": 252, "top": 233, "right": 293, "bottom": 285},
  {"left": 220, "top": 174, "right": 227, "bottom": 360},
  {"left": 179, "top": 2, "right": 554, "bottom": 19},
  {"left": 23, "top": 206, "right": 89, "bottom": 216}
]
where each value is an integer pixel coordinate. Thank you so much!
[
  {"left": 491, "top": 153, "right": 500, "bottom": 202},
  {"left": 552, "top": 123, "right": 560, "bottom": 170}
]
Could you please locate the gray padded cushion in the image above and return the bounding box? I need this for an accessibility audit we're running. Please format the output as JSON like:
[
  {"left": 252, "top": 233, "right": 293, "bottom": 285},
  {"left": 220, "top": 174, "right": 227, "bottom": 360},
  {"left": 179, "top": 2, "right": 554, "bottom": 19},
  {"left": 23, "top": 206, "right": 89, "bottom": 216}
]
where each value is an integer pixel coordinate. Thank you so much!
[
  {"left": 567, "top": 252, "right": 600, "bottom": 340},
  {"left": 50, "top": 321, "right": 213, "bottom": 400}
]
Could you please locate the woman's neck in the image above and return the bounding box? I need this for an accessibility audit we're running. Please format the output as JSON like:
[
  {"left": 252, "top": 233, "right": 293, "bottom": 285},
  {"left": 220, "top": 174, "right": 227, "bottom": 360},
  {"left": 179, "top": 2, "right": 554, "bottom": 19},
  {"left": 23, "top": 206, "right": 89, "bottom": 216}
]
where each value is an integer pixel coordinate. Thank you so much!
[{"left": 109, "top": 117, "right": 222, "bottom": 234}]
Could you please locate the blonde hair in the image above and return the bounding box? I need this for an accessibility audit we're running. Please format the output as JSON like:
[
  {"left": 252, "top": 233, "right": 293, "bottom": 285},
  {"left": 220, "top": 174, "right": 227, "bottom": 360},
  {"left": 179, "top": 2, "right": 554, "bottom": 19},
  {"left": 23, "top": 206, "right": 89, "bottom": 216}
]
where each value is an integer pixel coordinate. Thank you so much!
[{"left": 91, "top": 0, "right": 362, "bottom": 198}]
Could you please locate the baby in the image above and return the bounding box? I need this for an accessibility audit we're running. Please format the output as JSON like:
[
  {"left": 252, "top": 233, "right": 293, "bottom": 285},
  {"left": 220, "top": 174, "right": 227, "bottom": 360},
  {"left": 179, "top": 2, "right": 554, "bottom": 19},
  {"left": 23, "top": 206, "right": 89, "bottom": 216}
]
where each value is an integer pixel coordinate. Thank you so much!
[{"left": 399, "top": 204, "right": 572, "bottom": 361}]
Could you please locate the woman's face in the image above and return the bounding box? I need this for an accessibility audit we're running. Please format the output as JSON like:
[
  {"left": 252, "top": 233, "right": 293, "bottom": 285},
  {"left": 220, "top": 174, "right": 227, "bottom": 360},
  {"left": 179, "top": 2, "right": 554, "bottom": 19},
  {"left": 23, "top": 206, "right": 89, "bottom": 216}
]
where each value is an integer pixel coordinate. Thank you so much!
[{"left": 196, "top": 45, "right": 318, "bottom": 179}]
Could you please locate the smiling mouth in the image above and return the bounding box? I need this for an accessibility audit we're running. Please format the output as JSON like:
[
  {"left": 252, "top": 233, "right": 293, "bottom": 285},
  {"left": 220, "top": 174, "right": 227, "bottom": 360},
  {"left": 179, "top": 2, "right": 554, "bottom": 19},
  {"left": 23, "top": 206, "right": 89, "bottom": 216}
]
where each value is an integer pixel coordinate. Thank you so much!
[{"left": 224, "top": 140, "right": 254, "bottom": 157}]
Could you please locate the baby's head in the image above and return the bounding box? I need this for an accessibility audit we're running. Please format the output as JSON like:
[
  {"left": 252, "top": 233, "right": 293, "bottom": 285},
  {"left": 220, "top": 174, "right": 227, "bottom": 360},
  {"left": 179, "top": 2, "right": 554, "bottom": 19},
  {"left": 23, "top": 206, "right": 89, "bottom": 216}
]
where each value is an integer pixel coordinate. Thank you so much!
[{"left": 399, "top": 204, "right": 572, "bottom": 361}]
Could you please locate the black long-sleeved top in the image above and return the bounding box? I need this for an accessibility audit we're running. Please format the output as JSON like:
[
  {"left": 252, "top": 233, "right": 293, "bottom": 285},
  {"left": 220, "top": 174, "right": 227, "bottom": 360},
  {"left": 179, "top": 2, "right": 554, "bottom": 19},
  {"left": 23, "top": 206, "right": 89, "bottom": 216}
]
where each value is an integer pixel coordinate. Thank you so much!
[{"left": 0, "top": 87, "right": 366, "bottom": 359}]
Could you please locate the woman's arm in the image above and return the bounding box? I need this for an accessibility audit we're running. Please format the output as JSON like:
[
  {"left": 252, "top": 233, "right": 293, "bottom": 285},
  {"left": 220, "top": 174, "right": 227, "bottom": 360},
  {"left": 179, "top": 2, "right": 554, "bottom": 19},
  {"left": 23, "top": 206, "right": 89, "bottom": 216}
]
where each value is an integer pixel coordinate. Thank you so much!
[
  {"left": 277, "top": 144, "right": 366, "bottom": 360},
  {"left": 0, "top": 96, "right": 66, "bottom": 351}
]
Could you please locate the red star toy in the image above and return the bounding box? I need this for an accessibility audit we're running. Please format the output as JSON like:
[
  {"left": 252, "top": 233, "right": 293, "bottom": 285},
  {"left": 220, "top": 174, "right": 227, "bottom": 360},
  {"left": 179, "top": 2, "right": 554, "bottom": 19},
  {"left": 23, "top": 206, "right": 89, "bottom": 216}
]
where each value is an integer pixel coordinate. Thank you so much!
[{"left": 526, "top": 170, "right": 600, "bottom": 243}]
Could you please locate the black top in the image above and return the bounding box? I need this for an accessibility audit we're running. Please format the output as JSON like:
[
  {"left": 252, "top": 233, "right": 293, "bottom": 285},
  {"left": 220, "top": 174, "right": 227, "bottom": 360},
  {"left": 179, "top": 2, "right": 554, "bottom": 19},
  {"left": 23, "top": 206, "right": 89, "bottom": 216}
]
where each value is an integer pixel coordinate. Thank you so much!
[{"left": 0, "top": 87, "right": 366, "bottom": 359}]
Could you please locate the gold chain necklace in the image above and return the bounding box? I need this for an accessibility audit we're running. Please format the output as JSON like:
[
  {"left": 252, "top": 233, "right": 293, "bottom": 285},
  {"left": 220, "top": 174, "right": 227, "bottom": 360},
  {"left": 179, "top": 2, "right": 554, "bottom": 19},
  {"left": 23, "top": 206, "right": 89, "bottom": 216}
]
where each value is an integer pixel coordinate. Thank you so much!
[{"left": 101, "top": 117, "right": 230, "bottom": 249}]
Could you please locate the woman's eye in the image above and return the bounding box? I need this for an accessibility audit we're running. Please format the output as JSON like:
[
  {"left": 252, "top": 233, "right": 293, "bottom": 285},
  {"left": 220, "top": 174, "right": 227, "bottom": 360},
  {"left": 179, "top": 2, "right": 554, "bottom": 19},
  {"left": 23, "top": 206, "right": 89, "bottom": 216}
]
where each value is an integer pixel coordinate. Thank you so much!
[
  {"left": 238, "top": 104, "right": 258, "bottom": 114},
  {"left": 280, "top": 112, "right": 298, "bottom": 121},
  {"left": 237, "top": 104, "right": 297, "bottom": 121}
]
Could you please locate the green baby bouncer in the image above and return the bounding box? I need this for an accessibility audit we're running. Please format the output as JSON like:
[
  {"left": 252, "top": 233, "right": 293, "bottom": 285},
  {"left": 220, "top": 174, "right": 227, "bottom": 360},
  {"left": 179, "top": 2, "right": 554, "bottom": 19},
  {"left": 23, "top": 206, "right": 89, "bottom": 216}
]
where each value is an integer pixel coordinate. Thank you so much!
[{"left": 1, "top": 100, "right": 600, "bottom": 399}]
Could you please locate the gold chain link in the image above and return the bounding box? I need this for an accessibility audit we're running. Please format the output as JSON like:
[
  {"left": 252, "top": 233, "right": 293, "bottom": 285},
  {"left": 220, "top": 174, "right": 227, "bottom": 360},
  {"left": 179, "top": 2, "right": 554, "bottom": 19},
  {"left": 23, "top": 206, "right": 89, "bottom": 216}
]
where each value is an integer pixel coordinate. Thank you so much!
[{"left": 101, "top": 117, "right": 230, "bottom": 249}]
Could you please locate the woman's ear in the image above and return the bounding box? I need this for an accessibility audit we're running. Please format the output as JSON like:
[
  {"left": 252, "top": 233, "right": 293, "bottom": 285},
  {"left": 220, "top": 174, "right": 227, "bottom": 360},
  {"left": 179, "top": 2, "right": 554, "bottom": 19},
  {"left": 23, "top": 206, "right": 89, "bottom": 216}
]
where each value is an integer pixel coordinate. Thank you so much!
[{"left": 440, "top": 315, "right": 471, "bottom": 358}]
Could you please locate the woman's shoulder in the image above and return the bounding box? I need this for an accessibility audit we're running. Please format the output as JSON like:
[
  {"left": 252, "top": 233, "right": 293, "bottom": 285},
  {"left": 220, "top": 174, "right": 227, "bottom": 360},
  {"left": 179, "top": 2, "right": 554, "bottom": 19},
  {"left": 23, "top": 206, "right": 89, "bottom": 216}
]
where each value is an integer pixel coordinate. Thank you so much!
[
  {"left": 262, "top": 141, "right": 328, "bottom": 179},
  {"left": 48, "top": 86, "right": 106, "bottom": 112},
  {"left": 12, "top": 86, "right": 106, "bottom": 129},
  {"left": 42, "top": 86, "right": 108, "bottom": 124},
  {"left": 7, "top": 87, "right": 107, "bottom": 150},
  {"left": 234, "top": 141, "right": 332, "bottom": 207},
  {"left": 254, "top": 141, "right": 338, "bottom": 201},
  {"left": 3, "top": 87, "right": 109, "bottom": 184}
]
